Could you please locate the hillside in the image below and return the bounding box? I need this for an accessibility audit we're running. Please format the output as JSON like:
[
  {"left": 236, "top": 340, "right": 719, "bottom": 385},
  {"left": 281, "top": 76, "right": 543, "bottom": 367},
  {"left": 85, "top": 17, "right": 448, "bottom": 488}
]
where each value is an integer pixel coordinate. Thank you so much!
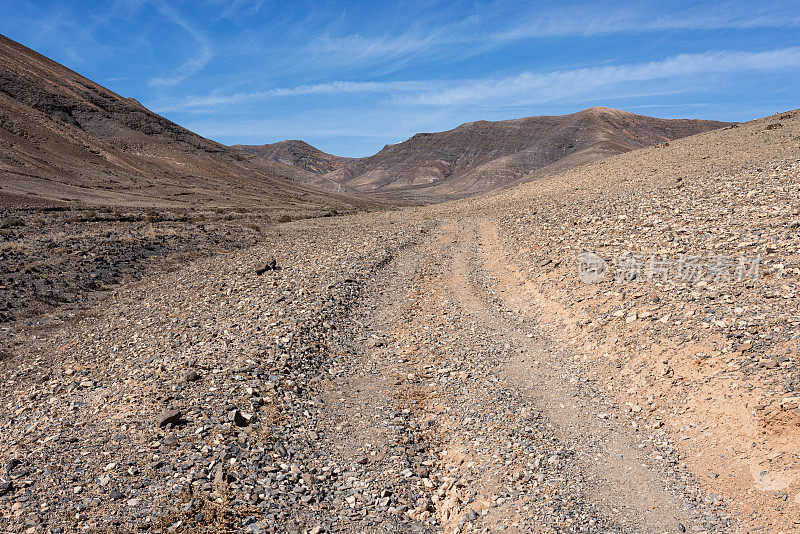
[
  {"left": 240, "top": 108, "right": 732, "bottom": 201},
  {"left": 0, "top": 35, "right": 373, "bottom": 212}
]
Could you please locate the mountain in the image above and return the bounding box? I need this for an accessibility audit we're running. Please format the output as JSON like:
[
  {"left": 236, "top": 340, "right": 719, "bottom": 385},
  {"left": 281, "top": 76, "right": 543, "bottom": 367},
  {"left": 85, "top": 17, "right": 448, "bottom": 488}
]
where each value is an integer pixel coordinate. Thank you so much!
[
  {"left": 0, "top": 35, "right": 374, "bottom": 212},
  {"left": 233, "top": 140, "right": 354, "bottom": 175},
  {"left": 232, "top": 140, "right": 362, "bottom": 196},
  {"left": 239, "top": 108, "right": 733, "bottom": 201}
]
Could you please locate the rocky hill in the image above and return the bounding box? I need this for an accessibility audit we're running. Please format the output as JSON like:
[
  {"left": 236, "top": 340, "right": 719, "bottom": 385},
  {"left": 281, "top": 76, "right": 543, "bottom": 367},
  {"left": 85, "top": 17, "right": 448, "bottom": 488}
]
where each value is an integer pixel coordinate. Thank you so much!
[
  {"left": 0, "top": 35, "right": 373, "bottom": 213},
  {"left": 2, "top": 101, "right": 799, "bottom": 532}
]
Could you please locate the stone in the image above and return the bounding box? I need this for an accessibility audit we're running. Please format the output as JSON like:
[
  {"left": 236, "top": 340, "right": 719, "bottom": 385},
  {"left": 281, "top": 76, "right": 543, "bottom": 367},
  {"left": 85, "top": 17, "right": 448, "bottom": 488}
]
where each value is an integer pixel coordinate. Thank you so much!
[
  {"left": 5, "top": 459, "right": 21, "bottom": 474},
  {"left": 255, "top": 259, "right": 278, "bottom": 275},
  {"left": 228, "top": 409, "right": 251, "bottom": 427},
  {"left": 155, "top": 409, "right": 182, "bottom": 428}
]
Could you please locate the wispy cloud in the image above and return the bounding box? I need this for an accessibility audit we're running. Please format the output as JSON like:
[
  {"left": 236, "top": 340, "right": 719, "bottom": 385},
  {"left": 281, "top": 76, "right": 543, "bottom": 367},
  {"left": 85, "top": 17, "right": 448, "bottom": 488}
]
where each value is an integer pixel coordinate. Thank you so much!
[
  {"left": 148, "top": 0, "right": 213, "bottom": 87},
  {"left": 152, "top": 80, "right": 439, "bottom": 112},
  {"left": 408, "top": 47, "right": 800, "bottom": 106},
  {"left": 297, "top": 14, "right": 480, "bottom": 72},
  {"left": 492, "top": 3, "right": 800, "bottom": 43},
  {"left": 154, "top": 46, "right": 800, "bottom": 113},
  {"left": 289, "top": 2, "right": 800, "bottom": 73}
]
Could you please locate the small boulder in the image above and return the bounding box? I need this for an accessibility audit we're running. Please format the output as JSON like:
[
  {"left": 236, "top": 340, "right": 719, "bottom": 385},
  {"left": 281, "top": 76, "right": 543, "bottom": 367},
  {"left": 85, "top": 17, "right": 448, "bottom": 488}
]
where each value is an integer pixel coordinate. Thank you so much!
[
  {"left": 155, "top": 409, "right": 182, "bottom": 428},
  {"left": 5, "top": 459, "right": 21, "bottom": 474}
]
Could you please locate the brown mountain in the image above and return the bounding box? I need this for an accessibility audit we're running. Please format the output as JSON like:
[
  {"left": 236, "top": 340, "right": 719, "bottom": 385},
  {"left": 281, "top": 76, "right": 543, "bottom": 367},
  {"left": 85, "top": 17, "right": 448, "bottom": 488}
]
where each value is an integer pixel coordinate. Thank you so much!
[
  {"left": 233, "top": 140, "right": 354, "bottom": 175},
  {"left": 0, "top": 35, "right": 374, "bottom": 212},
  {"left": 243, "top": 108, "right": 732, "bottom": 201}
]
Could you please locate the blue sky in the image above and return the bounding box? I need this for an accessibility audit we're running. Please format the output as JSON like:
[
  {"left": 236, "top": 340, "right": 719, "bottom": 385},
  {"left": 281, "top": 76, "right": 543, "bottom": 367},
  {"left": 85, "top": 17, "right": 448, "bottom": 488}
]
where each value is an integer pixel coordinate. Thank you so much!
[{"left": 2, "top": 1, "right": 799, "bottom": 157}]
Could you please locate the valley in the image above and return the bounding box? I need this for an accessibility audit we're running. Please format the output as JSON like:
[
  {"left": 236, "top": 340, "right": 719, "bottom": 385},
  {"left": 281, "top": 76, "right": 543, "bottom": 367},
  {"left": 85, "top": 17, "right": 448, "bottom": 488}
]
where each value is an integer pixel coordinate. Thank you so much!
[{"left": 1, "top": 32, "right": 799, "bottom": 534}]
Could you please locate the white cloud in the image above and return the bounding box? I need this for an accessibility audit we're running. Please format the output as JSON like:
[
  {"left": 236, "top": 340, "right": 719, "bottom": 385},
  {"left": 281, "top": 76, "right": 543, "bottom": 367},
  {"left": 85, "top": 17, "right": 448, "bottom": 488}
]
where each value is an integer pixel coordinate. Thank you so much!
[
  {"left": 493, "top": 4, "right": 800, "bottom": 43},
  {"left": 152, "top": 80, "right": 440, "bottom": 112},
  {"left": 408, "top": 47, "right": 800, "bottom": 106},
  {"left": 289, "top": 2, "right": 800, "bottom": 73}
]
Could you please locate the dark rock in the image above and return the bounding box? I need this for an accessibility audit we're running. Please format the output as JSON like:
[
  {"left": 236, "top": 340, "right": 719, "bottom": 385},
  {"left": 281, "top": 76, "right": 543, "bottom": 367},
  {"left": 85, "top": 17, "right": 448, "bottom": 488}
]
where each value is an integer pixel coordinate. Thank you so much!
[
  {"left": 5, "top": 458, "right": 21, "bottom": 474},
  {"left": 155, "top": 409, "right": 182, "bottom": 428},
  {"left": 228, "top": 409, "right": 251, "bottom": 427},
  {"left": 255, "top": 259, "right": 278, "bottom": 276}
]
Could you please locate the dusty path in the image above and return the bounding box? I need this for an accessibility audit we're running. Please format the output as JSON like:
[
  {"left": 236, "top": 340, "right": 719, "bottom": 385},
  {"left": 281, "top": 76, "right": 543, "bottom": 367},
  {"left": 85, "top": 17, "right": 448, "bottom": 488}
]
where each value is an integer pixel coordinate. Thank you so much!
[{"left": 320, "top": 217, "right": 728, "bottom": 532}]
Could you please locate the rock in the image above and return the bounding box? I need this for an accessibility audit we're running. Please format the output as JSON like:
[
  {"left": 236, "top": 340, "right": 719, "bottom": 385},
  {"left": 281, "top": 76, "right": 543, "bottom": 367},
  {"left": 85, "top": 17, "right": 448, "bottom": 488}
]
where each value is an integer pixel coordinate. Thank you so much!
[
  {"left": 0, "top": 480, "right": 12, "bottom": 495},
  {"left": 213, "top": 463, "right": 225, "bottom": 485},
  {"left": 184, "top": 369, "right": 200, "bottom": 382},
  {"left": 5, "top": 458, "right": 21, "bottom": 474},
  {"left": 366, "top": 337, "right": 384, "bottom": 348},
  {"left": 255, "top": 259, "right": 278, "bottom": 275},
  {"left": 155, "top": 409, "right": 182, "bottom": 428},
  {"left": 109, "top": 488, "right": 123, "bottom": 500},
  {"left": 464, "top": 509, "right": 479, "bottom": 521},
  {"left": 228, "top": 409, "right": 252, "bottom": 427}
]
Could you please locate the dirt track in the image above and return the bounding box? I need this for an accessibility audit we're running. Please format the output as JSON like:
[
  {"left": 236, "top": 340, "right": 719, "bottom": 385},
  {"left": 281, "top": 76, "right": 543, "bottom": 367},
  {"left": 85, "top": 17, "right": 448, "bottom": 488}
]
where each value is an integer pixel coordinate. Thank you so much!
[
  {"left": 319, "top": 216, "right": 726, "bottom": 533},
  {"left": 0, "top": 213, "right": 728, "bottom": 533}
]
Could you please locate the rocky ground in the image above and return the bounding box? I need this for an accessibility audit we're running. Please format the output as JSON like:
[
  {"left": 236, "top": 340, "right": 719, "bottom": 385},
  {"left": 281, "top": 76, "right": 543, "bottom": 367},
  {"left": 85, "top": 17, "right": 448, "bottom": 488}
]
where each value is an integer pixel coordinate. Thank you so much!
[
  {"left": 0, "top": 212, "right": 724, "bottom": 534},
  {"left": 0, "top": 206, "right": 348, "bottom": 334},
  {"left": 0, "top": 110, "right": 799, "bottom": 533}
]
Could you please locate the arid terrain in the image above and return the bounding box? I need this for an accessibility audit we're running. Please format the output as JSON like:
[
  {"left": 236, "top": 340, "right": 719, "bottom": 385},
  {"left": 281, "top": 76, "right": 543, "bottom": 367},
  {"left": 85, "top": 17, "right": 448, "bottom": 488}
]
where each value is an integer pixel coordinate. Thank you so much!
[{"left": 2, "top": 34, "right": 800, "bottom": 534}]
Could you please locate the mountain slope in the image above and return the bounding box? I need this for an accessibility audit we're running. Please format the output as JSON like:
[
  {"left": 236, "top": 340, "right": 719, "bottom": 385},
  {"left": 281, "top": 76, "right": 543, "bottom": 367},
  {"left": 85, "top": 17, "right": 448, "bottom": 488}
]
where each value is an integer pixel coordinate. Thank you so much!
[
  {"left": 242, "top": 108, "right": 732, "bottom": 202},
  {"left": 0, "top": 35, "right": 373, "bottom": 211}
]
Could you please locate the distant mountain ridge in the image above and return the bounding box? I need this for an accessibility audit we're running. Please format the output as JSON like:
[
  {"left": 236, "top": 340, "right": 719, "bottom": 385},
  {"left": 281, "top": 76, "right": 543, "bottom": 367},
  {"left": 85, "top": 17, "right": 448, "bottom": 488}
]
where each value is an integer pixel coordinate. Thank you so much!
[
  {"left": 0, "top": 33, "right": 734, "bottom": 208},
  {"left": 235, "top": 107, "right": 733, "bottom": 201}
]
